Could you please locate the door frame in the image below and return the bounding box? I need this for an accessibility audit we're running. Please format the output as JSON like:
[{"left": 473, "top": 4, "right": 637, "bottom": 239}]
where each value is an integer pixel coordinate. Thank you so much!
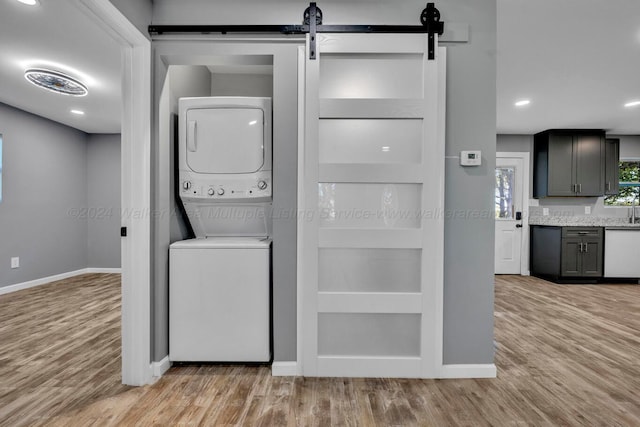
[
  {"left": 76, "top": 0, "right": 153, "bottom": 385},
  {"left": 496, "top": 152, "right": 530, "bottom": 276}
]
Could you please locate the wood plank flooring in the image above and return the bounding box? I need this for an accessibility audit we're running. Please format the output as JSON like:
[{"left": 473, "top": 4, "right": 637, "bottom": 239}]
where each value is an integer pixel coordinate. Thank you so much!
[{"left": 0, "top": 274, "right": 639, "bottom": 426}]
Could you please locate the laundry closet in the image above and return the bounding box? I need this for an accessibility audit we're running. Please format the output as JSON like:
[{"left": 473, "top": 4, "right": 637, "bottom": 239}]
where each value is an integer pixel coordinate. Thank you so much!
[{"left": 154, "top": 47, "right": 299, "bottom": 368}]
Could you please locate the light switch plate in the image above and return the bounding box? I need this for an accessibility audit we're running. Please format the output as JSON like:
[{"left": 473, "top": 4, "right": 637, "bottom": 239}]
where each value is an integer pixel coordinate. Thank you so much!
[
  {"left": 543, "top": 208, "right": 549, "bottom": 216},
  {"left": 460, "top": 150, "right": 481, "bottom": 166},
  {"left": 11, "top": 257, "right": 19, "bottom": 269},
  {"left": 585, "top": 206, "right": 591, "bottom": 215}
]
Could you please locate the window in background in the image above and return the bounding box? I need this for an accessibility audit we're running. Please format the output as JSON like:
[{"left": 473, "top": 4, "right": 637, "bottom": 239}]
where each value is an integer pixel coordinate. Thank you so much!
[
  {"left": 605, "top": 159, "right": 640, "bottom": 206},
  {"left": 495, "top": 167, "right": 515, "bottom": 218}
]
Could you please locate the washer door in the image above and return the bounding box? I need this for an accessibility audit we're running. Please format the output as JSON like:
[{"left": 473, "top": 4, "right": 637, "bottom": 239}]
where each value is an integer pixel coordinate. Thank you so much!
[{"left": 186, "top": 108, "right": 264, "bottom": 174}]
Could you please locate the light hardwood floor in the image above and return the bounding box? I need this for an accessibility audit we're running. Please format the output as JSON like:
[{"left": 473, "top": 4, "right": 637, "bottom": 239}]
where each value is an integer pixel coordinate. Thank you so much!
[{"left": 1, "top": 274, "right": 639, "bottom": 426}]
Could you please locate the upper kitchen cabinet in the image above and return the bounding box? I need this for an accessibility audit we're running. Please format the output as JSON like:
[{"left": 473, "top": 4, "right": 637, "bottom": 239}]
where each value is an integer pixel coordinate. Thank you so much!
[
  {"left": 604, "top": 138, "right": 620, "bottom": 196},
  {"left": 533, "top": 129, "right": 606, "bottom": 198}
]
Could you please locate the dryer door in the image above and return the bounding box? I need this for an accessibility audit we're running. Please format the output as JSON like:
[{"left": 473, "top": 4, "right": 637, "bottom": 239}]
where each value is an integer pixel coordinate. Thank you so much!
[{"left": 186, "top": 108, "right": 264, "bottom": 174}]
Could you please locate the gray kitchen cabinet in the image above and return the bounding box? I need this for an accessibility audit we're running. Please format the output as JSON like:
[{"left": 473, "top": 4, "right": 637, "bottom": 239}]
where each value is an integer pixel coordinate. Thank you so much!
[
  {"left": 581, "top": 236, "right": 604, "bottom": 276},
  {"left": 560, "top": 228, "right": 603, "bottom": 277},
  {"left": 533, "top": 129, "right": 606, "bottom": 198},
  {"left": 531, "top": 226, "right": 603, "bottom": 282},
  {"left": 604, "top": 138, "right": 620, "bottom": 195},
  {"left": 560, "top": 237, "right": 582, "bottom": 276}
]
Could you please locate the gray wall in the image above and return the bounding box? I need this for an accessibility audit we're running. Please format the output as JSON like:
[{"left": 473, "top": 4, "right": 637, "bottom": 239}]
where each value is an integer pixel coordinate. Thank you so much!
[
  {"left": 440, "top": 0, "right": 496, "bottom": 364},
  {"left": 498, "top": 133, "right": 640, "bottom": 218},
  {"left": 151, "top": 0, "right": 497, "bottom": 365},
  {"left": 0, "top": 102, "right": 88, "bottom": 287},
  {"left": 153, "top": 65, "right": 211, "bottom": 359},
  {"left": 496, "top": 134, "right": 534, "bottom": 197},
  {"left": 616, "top": 135, "right": 640, "bottom": 158},
  {"left": 0, "top": 103, "right": 122, "bottom": 289},
  {"left": 87, "top": 134, "right": 121, "bottom": 268},
  {"left": 211, "top": 74, "right": 273, "bottom": 97},
  {"left": 108, "top": 0, "right": 152, "bottom": 39}
]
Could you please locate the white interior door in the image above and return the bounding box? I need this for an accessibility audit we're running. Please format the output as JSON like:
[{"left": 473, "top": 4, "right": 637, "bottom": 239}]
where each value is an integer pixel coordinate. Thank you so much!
[
  {"left": 298, "top": 34, "right": 446, "bottom": 378},
  {"left": 495, "top": 155, "right": 526, "bottom": 274}
]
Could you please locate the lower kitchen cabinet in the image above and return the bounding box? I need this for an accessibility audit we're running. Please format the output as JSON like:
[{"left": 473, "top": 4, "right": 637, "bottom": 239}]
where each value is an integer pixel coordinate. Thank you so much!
[
  {"left": 560, "top": 228, "right": 603, "bottom": 277},
  {"left": 531, "top": 226, "right": 603, "bottom": 282}
]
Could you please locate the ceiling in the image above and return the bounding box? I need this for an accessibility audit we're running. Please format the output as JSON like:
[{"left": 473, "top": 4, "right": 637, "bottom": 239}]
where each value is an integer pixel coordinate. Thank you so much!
[
  {"left": 497, "top": 0, "right": 640, "bottom": 135},
  {"left": 0, "top": 0, "right": 639, "bottom": 135},
  {"left": 0, "top": 0, "right": 121, "bottom": 134}
]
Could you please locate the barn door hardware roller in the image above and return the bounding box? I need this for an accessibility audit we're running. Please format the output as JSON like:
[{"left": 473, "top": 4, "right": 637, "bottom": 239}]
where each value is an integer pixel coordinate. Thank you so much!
[
  {"left": 148, "top": 2, "right": 444, "bottom": 60},
  {"left": 421, "top": 3, "right": 444, "bottom": 60},
  {"left": 303, "top": 3, "right": 322, "bottom": 60}
]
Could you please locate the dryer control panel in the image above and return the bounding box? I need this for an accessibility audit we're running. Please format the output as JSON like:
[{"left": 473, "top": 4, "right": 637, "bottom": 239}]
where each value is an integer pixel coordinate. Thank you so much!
[{"left": 180, "top": 171, "right": 272, "bottom": 203}]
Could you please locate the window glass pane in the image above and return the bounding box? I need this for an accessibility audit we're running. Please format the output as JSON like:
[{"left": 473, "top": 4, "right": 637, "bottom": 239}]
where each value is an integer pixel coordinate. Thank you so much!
[
  {"left": 320, "top": 54, "right": 423, "bottom": 99},
  {"left": 605, "top": 160, "right": 640, "bottom": 206},
  {"left": 495, "top": 167, "right": 515, "bottom": 219},
  {"left": 318, "top": 183, "right": 422, "bottom": 228}
]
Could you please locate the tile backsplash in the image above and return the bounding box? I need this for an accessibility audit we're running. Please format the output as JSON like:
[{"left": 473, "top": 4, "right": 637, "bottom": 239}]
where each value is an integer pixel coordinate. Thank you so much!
[{"left": 528, "top": 197, "right": 636, "bottom": 220}]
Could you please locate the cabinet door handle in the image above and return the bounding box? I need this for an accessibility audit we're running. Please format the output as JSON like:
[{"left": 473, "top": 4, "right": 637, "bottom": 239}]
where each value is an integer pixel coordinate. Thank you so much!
[
  {"left": 579, "top": 243, "right": 583, "bottom": 252},
  {"left": 572, "top": 184, "right": 577, "bottom": 193},
  {"left": 578, "top": 183, "right": 582, "bottom": 193},
  {"left": 607, "top": 182, "right": 611, "bottom": 191},
  {"left": 584, "top": 242, "right": 588, "bottom": 253}
]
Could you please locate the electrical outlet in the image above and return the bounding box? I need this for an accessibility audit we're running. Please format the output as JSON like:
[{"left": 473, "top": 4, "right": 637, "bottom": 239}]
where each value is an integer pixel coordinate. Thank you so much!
[
  {"left": 585, "top": 206, "right": 591, "bottom": 215},
  {"left": 543, "top": 208, "right": 549, "bottom": 216},
  {"left": 11, "top": 257, "right": 19, "bottom": 269}
]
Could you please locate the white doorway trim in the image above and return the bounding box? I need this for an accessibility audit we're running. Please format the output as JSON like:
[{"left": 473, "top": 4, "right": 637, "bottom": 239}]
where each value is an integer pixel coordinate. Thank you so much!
[
  {"left": 75, "top": 0, "right": 153, "bottom": 385},
  {"left": 496, "top": 152, "right": 530, "bottom": 276}
]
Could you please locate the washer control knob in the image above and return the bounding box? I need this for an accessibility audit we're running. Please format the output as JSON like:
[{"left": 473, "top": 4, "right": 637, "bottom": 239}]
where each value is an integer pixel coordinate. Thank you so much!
[
  {"left": 183, "top": 181, "right": 192, "bottom": 190},
  {"left": 208, "top": 188, "right": 215, "bottom": 196},
  {"left": 217, "top": 188, "right": 225, "bottom": 196},
  {"left": 257, "top": 180, "right": 268, "bottom": 190}
]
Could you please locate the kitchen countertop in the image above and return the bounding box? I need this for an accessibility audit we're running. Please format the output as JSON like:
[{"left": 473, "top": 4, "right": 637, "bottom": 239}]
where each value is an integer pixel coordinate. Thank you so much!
[{"left": 528, "top": 216, "right": 640, "bottom": 228}]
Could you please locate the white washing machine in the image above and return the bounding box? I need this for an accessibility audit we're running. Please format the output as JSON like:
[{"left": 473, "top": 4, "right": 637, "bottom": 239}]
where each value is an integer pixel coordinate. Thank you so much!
[
  {"left": 169, "top": 237, "right": 271, "bottom": 362},
  {"left": 169, "top": 96, "right": 272, "bottom": 363}
]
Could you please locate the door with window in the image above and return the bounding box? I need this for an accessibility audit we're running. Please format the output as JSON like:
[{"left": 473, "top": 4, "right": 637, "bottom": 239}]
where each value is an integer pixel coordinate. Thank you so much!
[
  {"left": 495, "top": 154, "right": 527, "bottom": 274},
  {"left": 298, "top": 34, "right": 446, "bottom": 377}
]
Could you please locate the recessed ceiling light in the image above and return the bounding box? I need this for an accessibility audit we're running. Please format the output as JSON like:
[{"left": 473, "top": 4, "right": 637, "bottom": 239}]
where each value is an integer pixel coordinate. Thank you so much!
[
  {"left": 70, "top": 110, "right": 85, "bottom": 115},
  {"left": 24, "top": 69, "right": 88, "bottom": 97},
  {"left": 381, "top": 146, "right": 390, "bottom": 152},
  {"left": 514, "top": 99, "right": 531, "bottom": 107},
  {"left": 624, "top": 100, "right": 640, "bottom": 108},
  {"left": 16, "top": 0, "right": 38, "bottom": 5}
]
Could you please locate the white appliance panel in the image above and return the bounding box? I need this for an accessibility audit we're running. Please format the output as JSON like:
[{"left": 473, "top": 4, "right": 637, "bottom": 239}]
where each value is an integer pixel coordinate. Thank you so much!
[
  {"left": 182, "top": 203, "right": 272, "bottom": 238},
  {"left": 604, "top": 229, "right": 640, "bottom": 278},
  {"left": 186, "top": 108, "right": 264, "bottom": 174},
  {"left": 169, "top": 239, "right": 271, "bottom": 362}
]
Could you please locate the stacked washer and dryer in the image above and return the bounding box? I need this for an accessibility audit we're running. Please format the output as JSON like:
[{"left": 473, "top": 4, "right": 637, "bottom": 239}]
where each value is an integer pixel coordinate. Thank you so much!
[{"left": 169, "top": 97, "right": 272, "bottom": 363}]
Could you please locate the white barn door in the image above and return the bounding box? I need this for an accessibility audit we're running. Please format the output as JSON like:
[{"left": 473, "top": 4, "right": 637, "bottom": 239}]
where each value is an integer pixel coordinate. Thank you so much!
[{"left": 298, "top": 34, "right": 446, "bottom": 378}]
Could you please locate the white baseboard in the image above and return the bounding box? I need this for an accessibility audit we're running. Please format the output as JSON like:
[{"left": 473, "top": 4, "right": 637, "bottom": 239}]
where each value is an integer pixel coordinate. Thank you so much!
[
  {"left": 0, "top": 269, "right": 88, "bottom": 295},
  {"left": 439, "top": 364, "right": 497, "bottom": 379},
  {"left": 152, "top": 356, "right": 171, "bottom": 378},
  {"left": 271, "top": 361, "right": 299, "bottom": 377},
  {"left": 0, "top": 267, "right": 121, "bottom": 295},
  {"left": 87, "top": 267, "right": 122, "bottom": 274},
  {"left": 270, "top": 362, "right": 496, "bottom": 378}
]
